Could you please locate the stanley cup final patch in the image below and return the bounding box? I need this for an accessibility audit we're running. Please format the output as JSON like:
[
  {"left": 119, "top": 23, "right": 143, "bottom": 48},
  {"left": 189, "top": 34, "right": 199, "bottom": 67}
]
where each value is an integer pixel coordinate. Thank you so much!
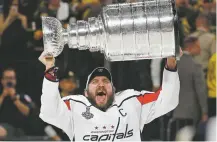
[{"left": 82, "top": 106, "right": 94, "bottom": 120}]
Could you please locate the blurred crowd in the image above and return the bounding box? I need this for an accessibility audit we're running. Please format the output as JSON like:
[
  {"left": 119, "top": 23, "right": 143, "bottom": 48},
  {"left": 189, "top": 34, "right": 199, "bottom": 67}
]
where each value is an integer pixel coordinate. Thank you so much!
[{"left": 0, "top": 0, "right": 216, "bottom": 141}]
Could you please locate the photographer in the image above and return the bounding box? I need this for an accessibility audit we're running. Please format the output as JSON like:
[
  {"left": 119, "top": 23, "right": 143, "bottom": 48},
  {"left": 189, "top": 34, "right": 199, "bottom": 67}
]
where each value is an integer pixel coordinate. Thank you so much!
[
  {"left": 0, "top": 67, "right": 34, "bottom": 140},
  {"left": 0, "top": 67, "right": 62, "bottom": 141},
  {"left": 0, "top": 0, "right": 29, "bottom": 61}
]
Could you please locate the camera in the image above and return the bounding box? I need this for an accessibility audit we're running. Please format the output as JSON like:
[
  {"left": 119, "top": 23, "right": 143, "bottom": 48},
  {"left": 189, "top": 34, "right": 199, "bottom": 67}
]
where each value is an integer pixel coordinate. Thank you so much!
[{"left": 6, "top": 82, "right": 14, "bottom": 88}]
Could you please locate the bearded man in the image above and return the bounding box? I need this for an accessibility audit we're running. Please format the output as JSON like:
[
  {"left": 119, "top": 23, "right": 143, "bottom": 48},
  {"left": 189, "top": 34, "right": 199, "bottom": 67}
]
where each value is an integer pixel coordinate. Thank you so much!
[{"left": 38, "top": 50, "right": 182, "bottom": 141}]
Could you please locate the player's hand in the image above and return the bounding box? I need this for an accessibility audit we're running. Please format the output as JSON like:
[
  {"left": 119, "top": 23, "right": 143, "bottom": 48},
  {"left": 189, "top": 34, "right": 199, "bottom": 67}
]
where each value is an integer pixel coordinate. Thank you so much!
[
  {"left": 166, "top": 48, "right": 183, "bottom": 70},
  {"left": 38, "top": 51, "right": 55, "bottom": 71}
]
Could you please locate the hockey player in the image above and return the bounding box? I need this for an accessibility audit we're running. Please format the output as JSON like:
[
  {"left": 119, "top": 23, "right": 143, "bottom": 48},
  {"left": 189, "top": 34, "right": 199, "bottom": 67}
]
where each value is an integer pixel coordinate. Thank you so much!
[{"left": 39, "top": 51, "right": 182, "bottom": 141}]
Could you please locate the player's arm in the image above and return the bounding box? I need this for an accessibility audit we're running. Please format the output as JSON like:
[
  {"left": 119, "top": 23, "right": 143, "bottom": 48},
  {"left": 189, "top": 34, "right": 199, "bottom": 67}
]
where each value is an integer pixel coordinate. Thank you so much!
[
  {"left": 137, "top": 56, "right": 181, "bottom": 128},
  {"left": 151, "top": 58, "right": 162, "bottom": 91},
  {"left": 38, "top": 52, "right": 74, "bottom": 140}
]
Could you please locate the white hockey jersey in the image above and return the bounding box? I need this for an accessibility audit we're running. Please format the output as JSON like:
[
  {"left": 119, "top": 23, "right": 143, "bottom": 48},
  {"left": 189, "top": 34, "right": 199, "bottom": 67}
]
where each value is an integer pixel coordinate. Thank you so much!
[{"left": 39, "top": 68, "right": 180, "bottom": 141}]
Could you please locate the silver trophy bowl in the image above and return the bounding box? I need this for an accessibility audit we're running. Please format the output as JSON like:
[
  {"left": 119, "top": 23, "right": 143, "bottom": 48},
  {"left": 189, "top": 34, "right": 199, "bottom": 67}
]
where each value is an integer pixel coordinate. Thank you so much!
[{"left": 42, "top": 0, "right": 180, "bottom": 61}]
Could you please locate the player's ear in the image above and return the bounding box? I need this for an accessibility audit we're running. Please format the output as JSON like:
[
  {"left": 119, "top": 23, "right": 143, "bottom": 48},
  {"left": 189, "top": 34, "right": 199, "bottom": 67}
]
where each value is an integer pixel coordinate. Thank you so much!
[
  {"left": 113, "top": 86, "right": 116, "bottom": 93},
  {"left": 84, "top": 89, "right": 88, "bottom": 97}
]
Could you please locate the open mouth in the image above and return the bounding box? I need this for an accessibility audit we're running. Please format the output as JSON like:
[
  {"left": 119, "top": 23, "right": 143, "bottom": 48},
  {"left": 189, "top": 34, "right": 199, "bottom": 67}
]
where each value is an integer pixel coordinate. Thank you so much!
[
  {"left": 97, "top": 91, "right": 106, "bottom": 96},
  {"left": 96, "top": 91, "right": 107, "bottom": 104}
]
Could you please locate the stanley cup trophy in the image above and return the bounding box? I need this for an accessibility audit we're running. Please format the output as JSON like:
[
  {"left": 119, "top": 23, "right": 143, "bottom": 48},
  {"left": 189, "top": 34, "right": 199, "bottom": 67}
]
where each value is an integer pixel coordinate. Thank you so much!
[{"left": 42, "top": 0, "right": 180, "bottom": 61}]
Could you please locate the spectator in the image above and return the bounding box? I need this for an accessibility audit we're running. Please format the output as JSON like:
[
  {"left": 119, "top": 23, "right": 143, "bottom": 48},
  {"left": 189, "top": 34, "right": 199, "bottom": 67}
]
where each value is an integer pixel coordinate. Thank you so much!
[
  {"left": 0, "top": 0, "right": 27, "bottom": 34},
  {"left": 176, "top": 0, "right": 200, "bottom": 35},
  {"left": 33, "top": 0, "right": 71, "bottom": 42},
  {"left": 207, "top": 53, "right": 216, "bottom": 117},
  {"left": 170, "top": 36, "right": 208, "bottom": 140},
  {"left": 200, "top": 0, "right": 216, "bottom": 34},
  {"left": 37, "top": 0, "right": 71, "bottom": 22},
  {"left": 190, "top": 14, "right": 216, "bottom": 72},
  {"left": 189, "top": 0, "right": 204, "bottom": 12},
  {"left": 202, "top": 0, "right": 216, "bottom": 14},
  {"left": 0, "top": 67, "right": 62, "bottom": 140},
  {"left": 70, "top": 0, "right": 101, "bottom": 20},
  {"left": 0, "top": 0, "right": 29, "bottom": 61},
  {"left": 59, "top": 71, "right": 78, "bottom": 97},
  {"left": 0, "top": 67, "right": 34, "bottom": 140},
  {"left": 18, "top": 0, "right": 38, "bottom": 25}
]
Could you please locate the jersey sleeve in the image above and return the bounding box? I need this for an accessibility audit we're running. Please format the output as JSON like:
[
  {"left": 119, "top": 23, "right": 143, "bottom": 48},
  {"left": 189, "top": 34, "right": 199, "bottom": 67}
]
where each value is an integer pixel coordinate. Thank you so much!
[
  {"left": 137, "top": 68, "right": 180, "bottom": 130},
  {"left": 39, "top": 78, "right": 74, "bottom": 140}
]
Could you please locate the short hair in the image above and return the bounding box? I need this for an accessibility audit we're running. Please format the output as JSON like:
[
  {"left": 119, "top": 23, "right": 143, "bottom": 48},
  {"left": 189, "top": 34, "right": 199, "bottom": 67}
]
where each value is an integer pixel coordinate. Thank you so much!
[
  {"left": 183, "top": 36, "right": 198, "bottom": 48},
  {"left": 1, "top": 67, "right": 16, "bottom": 78},
  {"left": 196, "top": 14, "right": 210, "bottom": 27}
]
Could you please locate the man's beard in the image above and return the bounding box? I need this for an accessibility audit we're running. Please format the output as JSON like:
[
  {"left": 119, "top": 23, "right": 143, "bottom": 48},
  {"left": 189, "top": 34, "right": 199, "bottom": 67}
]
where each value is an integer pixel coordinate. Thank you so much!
[{"left": 87, "top": 90, "right": 114, "bottom": 112}]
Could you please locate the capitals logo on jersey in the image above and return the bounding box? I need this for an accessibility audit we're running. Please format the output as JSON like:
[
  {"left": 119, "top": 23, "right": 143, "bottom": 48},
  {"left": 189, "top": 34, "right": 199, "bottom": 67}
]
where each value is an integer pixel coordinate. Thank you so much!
[{"left": 83, "top": 124, "right": 133, "bottom": 141}]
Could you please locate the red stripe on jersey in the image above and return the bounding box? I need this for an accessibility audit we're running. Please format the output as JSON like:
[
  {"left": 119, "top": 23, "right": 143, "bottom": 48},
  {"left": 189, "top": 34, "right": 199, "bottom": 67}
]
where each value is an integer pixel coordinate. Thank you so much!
[
  {"left": 137, "top": 88, "right": 162, "bottom": 105},
  {"left": 64, "top": 100, "right": 71, "bottom": 110}
]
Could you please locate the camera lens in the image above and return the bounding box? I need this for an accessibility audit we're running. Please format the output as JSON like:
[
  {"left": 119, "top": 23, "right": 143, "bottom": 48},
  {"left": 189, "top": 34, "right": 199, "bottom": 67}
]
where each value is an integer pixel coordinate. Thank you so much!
[{"left": 6, "top": 82, "right": 13, "bottom": 88}]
